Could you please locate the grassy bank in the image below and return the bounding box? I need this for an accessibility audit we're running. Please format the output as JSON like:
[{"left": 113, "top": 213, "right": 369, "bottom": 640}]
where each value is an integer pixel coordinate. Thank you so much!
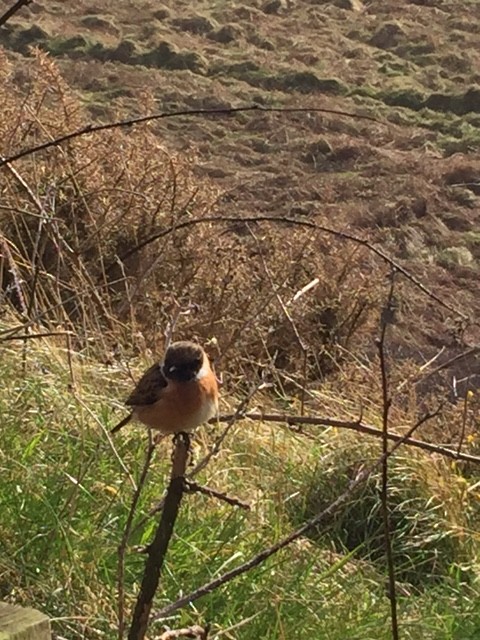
[{"left": 1, "top": 337, "right": 480, "bottom": 639}]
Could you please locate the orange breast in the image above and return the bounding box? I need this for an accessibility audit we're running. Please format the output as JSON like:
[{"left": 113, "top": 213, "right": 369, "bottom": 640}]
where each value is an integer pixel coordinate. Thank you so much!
[{"left": 134, "top": 373, "right": 218, "bottom": 434}]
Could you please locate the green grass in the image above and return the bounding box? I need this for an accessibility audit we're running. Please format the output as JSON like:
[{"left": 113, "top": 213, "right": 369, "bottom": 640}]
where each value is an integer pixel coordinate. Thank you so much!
[{"left": 2, "top": 340, "right": 480, "bottom": 639}]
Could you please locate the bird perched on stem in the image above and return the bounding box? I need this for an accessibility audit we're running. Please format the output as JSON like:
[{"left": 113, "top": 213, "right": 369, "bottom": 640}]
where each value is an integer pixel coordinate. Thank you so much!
[{"left": 111, "top": 341, "right": 219, "bottom": 435}]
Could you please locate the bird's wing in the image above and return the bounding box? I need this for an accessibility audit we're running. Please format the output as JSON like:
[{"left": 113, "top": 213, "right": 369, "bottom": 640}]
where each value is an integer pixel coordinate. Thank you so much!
[{"left": 125, "top": 363, "right": 168, "bottom": 406}]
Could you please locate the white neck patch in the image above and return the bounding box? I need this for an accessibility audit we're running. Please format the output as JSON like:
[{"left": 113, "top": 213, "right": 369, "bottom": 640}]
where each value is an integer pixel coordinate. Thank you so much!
[{"left": 196, "top": 361, "right": 209, "bottom": 380}]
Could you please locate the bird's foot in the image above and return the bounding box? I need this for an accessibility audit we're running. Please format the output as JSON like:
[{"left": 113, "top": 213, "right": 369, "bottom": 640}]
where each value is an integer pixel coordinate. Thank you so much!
[{"left": 171, "top": 431, "right": 192, "bottom": 464}]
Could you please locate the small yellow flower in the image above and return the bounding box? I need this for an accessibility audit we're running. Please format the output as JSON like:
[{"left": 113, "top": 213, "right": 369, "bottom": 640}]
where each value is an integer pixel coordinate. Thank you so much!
[
  {"left": 467, "top": 390, "right": 474, "bottom": 399},
  {"left": 467, "top": 434, "right": 477, "bottom": 444},
  {"left": 93, "top": 481, "right": 119, "bottom": 496}
]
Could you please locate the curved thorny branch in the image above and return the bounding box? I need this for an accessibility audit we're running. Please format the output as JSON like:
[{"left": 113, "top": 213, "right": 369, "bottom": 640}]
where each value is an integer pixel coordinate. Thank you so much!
[
  {"left": 0, "top": 0, "right": 32, "bottom": 27},
  {"left": 0, "top": 105, "right": 380, "bottom": 168}
]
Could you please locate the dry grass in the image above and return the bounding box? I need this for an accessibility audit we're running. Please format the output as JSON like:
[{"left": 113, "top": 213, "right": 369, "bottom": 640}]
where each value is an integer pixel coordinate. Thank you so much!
[{"left": 0, "top": 51, "right": 388, "bottom": 400}]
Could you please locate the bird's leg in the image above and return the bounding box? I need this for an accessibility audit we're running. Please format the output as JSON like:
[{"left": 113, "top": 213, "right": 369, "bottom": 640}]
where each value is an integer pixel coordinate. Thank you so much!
[
  {"left": 179, "top": 431, "right": 191, "bottom": 450},
  {"left": 171, "top": 431, "right": 192, "bottom": 465}
]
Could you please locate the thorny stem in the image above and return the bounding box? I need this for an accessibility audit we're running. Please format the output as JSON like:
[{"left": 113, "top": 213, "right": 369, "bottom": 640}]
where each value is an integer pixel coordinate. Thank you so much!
[
  {"left": 214, "top": 412, "right": 479, "bottom": 465},
  {"left": 127, "top": 433, "right": 190, "bottom": 640},
  {"left": 0, "top": 0, "right": 32, "bottom": 27}
]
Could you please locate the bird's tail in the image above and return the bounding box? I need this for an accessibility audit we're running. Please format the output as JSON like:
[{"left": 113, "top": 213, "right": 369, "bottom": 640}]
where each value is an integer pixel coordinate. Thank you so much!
[{"left": 110, "top": 412, "right": 133, "bottom": 434}]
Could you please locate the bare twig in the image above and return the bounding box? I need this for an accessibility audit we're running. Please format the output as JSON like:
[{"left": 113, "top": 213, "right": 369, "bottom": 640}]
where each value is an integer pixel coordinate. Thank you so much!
[
  {"left": 0, "top": 0, "right": 32, "bottom": 27},
  {"left": 154, "top": 467, "right": 369, "bottom": 621},
  {"left": 185, "top": 480, "right": 250, "bottom": 510},
  {"left": 246, "top": 223, "right": 309, "bottom": 414},
  {"left": 457, "top": 385, "right": 472, "bottom": 457},
  {"left": 0, "top": 106, "right": 380, "bottom": 168},
  {"left": 117, "top": 432, "right": 157, "bottom": 640},
  {"left": 215, "top": 411, "right": 480, "bottom": 464},
  {"left": 396, "top": 346, "right": 480, "bottom": 393},
  {"left": 0, "top": 331, "right": 75, "bottom": 341},
  {"left": 377, "top": 270, "right": 399, "bottom": 640},
  {"left": 128, "top": 433, "right": 190, "bottom": 640},
  {"left": 188, "top": 380, "right": 263, "bottom": 478}
]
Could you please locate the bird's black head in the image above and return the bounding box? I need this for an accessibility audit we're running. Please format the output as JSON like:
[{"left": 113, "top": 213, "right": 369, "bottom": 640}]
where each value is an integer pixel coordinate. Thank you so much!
[{"left": 162, "top": 341, "right": 204, "bottom": 382}]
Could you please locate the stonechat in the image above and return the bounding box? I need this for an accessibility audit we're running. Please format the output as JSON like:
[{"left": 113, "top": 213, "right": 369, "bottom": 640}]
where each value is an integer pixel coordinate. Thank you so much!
[{"left": 111, "top": 341, "right": 219, "bottom": 435}]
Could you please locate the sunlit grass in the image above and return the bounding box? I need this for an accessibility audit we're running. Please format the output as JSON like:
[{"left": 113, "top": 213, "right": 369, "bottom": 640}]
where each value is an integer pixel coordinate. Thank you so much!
[{"left": 1, "top": 339, "right": 480, "bottom": 639}]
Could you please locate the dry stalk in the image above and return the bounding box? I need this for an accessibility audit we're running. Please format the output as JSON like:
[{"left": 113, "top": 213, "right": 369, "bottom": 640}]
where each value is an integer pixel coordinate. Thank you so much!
[
  {"left": 117, "top": 431, "right": 156, "bottom": 640},
  {"left": 377, "top": 270, "right": 399, "bottom": 640},
  {"left": 457, "top": 383, "right": 472, "bottom": 457},
  {"left": 246, "top": 223, "right": 309, "bottom": 414},
  {"left": 0, "top": 330, "right": 74, "bottom": 341},
  {"left": 396, "top": 346, "right": 480, "bottom": 394},
  {"left": 127, "top": 433, "right": 190, "bottom": 640}
]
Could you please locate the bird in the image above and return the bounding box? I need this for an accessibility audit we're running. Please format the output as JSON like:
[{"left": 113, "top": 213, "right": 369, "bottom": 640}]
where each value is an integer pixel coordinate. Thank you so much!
[{"left": 111, "top": 341, "right": 219, "bottom": 435}]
